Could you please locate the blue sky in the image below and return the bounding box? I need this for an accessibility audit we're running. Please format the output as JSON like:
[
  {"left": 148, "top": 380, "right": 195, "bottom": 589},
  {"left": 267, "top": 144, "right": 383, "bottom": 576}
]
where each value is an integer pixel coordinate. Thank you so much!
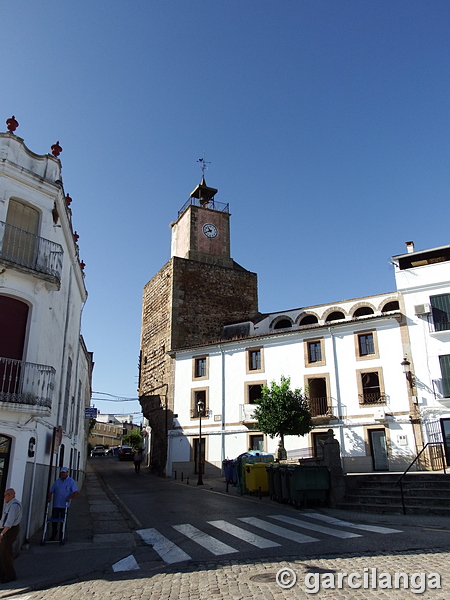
[{"left": 3, "top": 1, "right": 450, "bottom": 419}]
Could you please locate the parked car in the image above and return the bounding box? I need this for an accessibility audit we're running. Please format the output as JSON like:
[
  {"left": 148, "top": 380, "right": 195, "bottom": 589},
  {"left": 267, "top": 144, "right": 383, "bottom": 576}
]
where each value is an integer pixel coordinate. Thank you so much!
[
  {"left": 91, "top": 445, "right": 106, "bottom": 457},
  {"left": 118, "top": 445, "right": 135, "bottom": 461}
]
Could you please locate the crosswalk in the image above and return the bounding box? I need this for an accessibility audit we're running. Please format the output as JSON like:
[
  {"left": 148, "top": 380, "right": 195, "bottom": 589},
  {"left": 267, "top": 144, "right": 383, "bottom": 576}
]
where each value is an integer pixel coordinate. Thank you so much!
[{"left": 136, "top": 513, "right": 402, "bottom": 565}]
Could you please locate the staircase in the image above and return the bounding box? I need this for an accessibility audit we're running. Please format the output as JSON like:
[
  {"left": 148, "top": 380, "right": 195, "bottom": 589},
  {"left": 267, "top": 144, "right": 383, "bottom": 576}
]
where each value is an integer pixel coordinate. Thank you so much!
[{"left": 339, "top": 472, "right": 450, "bottom": 515}]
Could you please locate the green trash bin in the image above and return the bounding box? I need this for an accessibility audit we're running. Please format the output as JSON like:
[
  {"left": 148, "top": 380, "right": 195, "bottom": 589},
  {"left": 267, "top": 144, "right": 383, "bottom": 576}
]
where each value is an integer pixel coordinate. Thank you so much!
[
  {"left": 288, "top": 465, "right": 330, "bottom": 508},
  {"left": 279, "top": 464, "right": 291, "bottom": 504}
]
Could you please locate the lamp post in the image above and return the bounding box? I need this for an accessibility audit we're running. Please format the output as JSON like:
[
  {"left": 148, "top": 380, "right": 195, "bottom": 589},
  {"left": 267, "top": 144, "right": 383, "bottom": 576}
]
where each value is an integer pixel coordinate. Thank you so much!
[{"left": 197, "top": 399, "right": 204, "bottom": 485}]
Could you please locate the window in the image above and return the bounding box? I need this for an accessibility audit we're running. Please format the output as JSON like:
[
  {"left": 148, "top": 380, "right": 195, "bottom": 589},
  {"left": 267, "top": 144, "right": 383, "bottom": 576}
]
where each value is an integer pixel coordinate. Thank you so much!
[
  {"left": 382, "top": 300, "right": 399, "bottom": 312},
  {"left": 353, "top": 306, "right": 374, "bottom": 317},
  {"left": 246, "top": 347, "right": 264, "bottom": 373},
  {"left": 305, "top": 375, "right": 330, "bottom": 416},
  {"left": 431, "top": 294, "right": 450, "bottom": 332},
  {"left": 245, "top": 382, "right": 265, "bottom": 404},
  {"left": 192, "top": 355, "right": 208, "bottom": 380},
  {"left": 357, "top": 368, "right": 386, "bottom": 405},
  {"left": 359, "top": 333, "right": 374, "bottom": 355},
  {"left": 249, "top": 434, "right": 264, "bottom": 452},
  {"left": 325, "top": 311, "right": 345, "bottom": 323},
  {"left": 304, "top": 337, "right": 325, "bottom": 367},
  {"left": 439, "top": 355, "right": 450, "bottom": 398},
  {"left": 3, "top": 199, "right": 39, "bottom": 266},
  {"left": 273, "top": 319, "right": 292, "bottom": 329},
  {"left": 191, "top": 388, "right": 208, "bottom": 418},
  {"left": 355, "top": 330, "right": 379, "bottom": 360}
]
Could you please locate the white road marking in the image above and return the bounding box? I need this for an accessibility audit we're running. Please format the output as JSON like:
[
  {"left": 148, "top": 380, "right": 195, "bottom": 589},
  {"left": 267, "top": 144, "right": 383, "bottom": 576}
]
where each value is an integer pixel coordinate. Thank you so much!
[
  {"left": 208, "top": 519, "right": 281, "bottom": 548},
  {"left": 302, "top": 513, "right": 403, "bottom": 534},
  {"left": 173, "top": 524, "right": 239, "bottom": 555},
  {"left": 238, "top": 517, "right": 319, "bottom": 543},
  {"left": 137, "top": 528, "right": 191, "bottom": 563},
  {"left": 112, "top": 554, "right": 140, "bottom": 572},
  {"left": 269, "top": 514, "right": 362, "bottom": 538}
]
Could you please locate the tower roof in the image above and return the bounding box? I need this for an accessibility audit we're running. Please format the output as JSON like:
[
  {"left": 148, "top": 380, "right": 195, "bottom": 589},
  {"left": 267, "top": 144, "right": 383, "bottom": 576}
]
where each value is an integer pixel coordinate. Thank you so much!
[{"left": 190, "top": 177, "right": 218, "bottom": 205}]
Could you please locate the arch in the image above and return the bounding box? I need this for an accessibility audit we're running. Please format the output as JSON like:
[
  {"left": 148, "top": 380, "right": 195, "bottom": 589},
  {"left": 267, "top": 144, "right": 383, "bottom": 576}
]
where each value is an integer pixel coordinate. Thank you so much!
[
  {"left": 322, "top": 307, "right": 347, "bottom": 322},
  {"left": 353, "top": 306, "right": 375, "bottom": 318},
  {"left": 381, "top": 299, "right": 400, "bottom": 312},
  {"left": 271, "top": 316, "right": 293, "bottom": 330},
  {"left": 298, "top": 313, "right": 319, "bottom": 326}
]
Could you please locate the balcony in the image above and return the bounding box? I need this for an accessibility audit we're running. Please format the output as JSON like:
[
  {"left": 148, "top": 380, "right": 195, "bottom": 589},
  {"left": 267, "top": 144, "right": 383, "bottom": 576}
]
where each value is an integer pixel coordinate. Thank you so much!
[
  {"left": 0, "top": 221, "right": 63, "bottom": 285},
  {"left": 358, "top": 392, "right": 387, "bottom": 406},
  {"left": 239, "top": 404, "right": 257, "bottom": 423},
  {"left": 308, "top": 397, "right": 336, "bottom": 424},
  {"left": 0, "top": 357, "right": 55, "bottom": 414}
]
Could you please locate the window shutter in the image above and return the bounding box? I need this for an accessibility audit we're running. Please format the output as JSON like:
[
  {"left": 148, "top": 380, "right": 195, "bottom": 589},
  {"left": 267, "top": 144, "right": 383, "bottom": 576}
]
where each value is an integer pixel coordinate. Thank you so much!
[
  {"left": 439, "top": 355, "right": 450, "bottom": 398},
  {"left": 431, "top": 294, "right": 450, "bottom": 332}
]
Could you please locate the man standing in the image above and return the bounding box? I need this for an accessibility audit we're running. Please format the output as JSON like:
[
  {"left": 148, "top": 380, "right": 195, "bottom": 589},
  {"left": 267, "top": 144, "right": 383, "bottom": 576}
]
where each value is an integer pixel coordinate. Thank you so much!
[
  {"left": 48, "top": 467, "right": 78, "bottom": 541},
  {"left": 0, "top": 488, "right": 22, "bottom": 583}
]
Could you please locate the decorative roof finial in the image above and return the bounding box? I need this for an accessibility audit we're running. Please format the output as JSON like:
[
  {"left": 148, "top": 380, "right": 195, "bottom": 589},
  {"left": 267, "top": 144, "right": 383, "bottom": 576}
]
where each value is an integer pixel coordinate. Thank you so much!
[
  {"left": 6, "top": 116, "right": 19, "bottom": 133},
  {"left": 51, "top": 141, "right": 62, "bottom": 157}
]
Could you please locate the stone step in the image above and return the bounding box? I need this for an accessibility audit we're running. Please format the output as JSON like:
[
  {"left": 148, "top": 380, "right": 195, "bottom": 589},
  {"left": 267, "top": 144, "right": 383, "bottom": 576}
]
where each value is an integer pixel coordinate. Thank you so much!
[
  {"left": 337, "top": 501, "right": 450, "bottom": 516},
  {"left": 344, "top": 493, "right": 450, "bottom": 505}
]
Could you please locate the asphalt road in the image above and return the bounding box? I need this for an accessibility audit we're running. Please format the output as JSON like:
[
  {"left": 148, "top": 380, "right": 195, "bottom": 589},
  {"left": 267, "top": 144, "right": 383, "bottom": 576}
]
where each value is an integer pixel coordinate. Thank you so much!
[{"left": 90, "top": 457, "right": 450, "bottom": 567}]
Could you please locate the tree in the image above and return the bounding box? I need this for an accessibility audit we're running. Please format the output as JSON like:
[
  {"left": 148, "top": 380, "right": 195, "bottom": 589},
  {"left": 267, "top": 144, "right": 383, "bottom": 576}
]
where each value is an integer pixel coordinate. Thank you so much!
[
  {"left": 252, "top": 376, "right": 312, "bottom": 452},
  {"left": 123, "top": 429, "right": 143, "bottom": 450}
]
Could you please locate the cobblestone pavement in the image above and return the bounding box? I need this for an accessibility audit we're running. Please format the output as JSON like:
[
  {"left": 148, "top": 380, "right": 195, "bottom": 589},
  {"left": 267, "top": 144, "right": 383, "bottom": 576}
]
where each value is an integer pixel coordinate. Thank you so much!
[{"left": 4, "top": 547, "right": 449, "bottom": 600}]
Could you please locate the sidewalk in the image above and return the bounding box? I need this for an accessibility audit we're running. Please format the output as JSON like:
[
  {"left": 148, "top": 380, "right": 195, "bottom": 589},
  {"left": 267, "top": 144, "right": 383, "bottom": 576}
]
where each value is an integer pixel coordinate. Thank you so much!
[{"left": 0, "top": 462, "right": 136, "bottom": 596}]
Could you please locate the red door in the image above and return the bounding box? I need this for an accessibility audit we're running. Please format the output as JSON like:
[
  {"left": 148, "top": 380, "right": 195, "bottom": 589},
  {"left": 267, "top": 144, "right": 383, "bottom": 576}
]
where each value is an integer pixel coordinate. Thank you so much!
[{"left": 0, "top": 296, "right": 29, "bottom": 394}]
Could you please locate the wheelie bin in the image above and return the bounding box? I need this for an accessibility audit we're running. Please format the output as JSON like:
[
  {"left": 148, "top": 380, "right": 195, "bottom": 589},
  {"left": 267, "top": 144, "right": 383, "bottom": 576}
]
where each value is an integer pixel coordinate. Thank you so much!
[
  {"left": 245, "top": 462, "right": 269, "bottom": 494},
  {"left": 288, "top": 465, "right": 330, "bottom": 507}
]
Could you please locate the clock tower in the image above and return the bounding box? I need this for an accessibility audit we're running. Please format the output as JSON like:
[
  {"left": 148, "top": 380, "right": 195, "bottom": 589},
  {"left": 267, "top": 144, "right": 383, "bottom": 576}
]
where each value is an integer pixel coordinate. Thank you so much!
[
  {"left": 170, "top": 177, "right": 232, "bottom": 268},
  {"left": 139, "top": 177, "right": 259, "bottom": 474}
]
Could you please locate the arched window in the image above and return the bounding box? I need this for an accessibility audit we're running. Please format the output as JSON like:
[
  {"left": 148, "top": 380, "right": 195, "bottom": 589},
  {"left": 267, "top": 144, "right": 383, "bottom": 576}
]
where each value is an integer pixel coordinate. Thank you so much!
[
  {"left": 299, "top": 314, "right": 318, "bottom": 326},
  {"left": 325, "top": 311, "right": 345, "bottom": 322},
  {"left": 382, "top": 301, "right": 399, "bottom": 312},
  {"left": 353, "top": 306, "right": 374, "bottom": 317},
  {"left": 273, "top": 319, "right": 292, "bottom": 329}
]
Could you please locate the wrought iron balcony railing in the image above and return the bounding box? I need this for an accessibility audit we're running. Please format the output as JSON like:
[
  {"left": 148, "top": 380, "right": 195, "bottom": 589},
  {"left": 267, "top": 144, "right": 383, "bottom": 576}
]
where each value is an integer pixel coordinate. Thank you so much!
[
  {"left": 0, "top": 357, "right": 55, "bottom": 410},
  {"left": 0, "top": 221, "right": 63, "bottom": 282},
  {"left": 358, "top": 392, "right": 387, "bottom": 405},
  {"left": 308, "top": 397, "right": 335, "bottom": 418}
]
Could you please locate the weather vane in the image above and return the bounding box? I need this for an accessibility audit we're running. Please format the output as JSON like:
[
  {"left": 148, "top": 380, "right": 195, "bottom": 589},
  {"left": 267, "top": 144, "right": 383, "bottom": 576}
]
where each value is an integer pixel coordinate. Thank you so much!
[{"left": 197, "top": 153, "right": 211, "bottom": 179}]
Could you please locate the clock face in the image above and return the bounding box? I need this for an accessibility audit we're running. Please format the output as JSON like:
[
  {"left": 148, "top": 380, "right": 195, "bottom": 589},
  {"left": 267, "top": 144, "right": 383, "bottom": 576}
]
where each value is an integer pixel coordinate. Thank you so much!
[{"left": 202, "top": 223, "right": 218, "bottom": 239}]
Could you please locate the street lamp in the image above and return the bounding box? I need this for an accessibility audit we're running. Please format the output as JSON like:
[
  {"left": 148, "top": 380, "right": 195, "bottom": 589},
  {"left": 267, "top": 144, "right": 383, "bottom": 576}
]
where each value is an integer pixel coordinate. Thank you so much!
[
  {"left": 197, "top": 399, "right": 204, "bottom": 485},
  {"left": 401, "top": 357, "right": 414, "bottom": 389}
]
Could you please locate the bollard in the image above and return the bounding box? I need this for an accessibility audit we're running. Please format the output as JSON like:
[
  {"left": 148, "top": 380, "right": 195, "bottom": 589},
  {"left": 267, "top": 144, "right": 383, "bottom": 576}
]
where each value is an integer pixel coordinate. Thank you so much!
[
  {"left": 226, "top": 481, "right": 229, "bottom": 493},
  {"left": 174, "top": 471, "right": 177, "bottom": 480},
  {"left": 259, "top": 486, "right": 262, "bottom": 500},
  {"left": 187, "top": 477, "right": 189, "bottom": 485},
  {"left": 181, "top": 472, "right": 183, "bottom": 482}
]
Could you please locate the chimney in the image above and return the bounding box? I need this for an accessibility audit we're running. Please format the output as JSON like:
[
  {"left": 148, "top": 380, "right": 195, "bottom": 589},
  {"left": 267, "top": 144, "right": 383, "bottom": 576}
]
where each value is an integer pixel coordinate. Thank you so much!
[{"left": 405, "top": 241, "right": 415, "bottom": 254}]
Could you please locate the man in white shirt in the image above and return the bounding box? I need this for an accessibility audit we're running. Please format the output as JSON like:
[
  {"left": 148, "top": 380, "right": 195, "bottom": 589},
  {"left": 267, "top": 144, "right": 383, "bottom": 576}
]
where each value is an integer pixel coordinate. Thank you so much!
[{"left": 0, "top": 488, "right": 22, "bottom": 583}]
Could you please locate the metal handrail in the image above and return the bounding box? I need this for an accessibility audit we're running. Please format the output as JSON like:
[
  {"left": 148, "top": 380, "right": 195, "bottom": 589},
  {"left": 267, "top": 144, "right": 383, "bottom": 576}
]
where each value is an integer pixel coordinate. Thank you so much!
[{"left": 396, "top": 442, "right": 446, "bottom": 515}]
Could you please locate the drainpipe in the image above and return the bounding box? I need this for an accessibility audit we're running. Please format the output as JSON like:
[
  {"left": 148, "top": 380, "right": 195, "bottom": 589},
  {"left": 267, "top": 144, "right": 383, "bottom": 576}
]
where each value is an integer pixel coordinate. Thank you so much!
[
  {"left": 328, "top": 326, "right": 346, "bottom": 471},
  {"left": 56, "top": 265, "right": 73, "bottom": 427},
  {"left": 219, "top": 345, "right": 226, "bottom": 470}
]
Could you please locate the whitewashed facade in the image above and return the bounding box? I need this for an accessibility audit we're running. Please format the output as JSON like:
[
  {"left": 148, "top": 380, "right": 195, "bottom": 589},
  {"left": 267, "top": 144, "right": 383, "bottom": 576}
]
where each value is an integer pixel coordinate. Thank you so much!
[
  {"left": 0, "top": 126, "right": 92, "bottom": 542},
  {"left": 393, "top": 242, "right": 450, "bottom": 459},
  {"left": 167, "top": 244, "right": 450, "bottom": 477}
]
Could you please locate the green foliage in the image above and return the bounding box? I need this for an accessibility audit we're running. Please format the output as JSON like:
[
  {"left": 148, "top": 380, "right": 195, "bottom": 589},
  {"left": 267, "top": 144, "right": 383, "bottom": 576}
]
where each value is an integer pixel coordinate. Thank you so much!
[
  {"left": 123, "top": 428, "right": 143, "bottom": 450},
  {"left": 88, "top": 418, "right": 96, "bottom": 438},
  {"left": 252, "top": 376, "right": 313, "bottom": 444}
]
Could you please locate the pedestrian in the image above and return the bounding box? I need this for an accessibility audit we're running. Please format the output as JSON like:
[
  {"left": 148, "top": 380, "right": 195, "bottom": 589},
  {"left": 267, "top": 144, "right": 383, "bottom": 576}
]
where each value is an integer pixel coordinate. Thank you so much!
[
  {"left": 133, "top": 449, "right": 143, "bottom": 474},
  {"left": 0, "top": 488, "right": 22, "bottom": 583},
  {"left": 47, "top": 467, "right": 78, "bottom": 541}
]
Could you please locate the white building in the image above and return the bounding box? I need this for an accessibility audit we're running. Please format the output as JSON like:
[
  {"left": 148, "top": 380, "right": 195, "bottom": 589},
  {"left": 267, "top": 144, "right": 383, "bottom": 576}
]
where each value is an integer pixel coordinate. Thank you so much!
[
  {"left": 0, "top": 120, "right": 93, "bottom": 541},
  {"left": 393, "top": 242, "right": 450, "bottom": 462},
  {"left": 166, "top": 244, "right": 450, "bottom": 477}
]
